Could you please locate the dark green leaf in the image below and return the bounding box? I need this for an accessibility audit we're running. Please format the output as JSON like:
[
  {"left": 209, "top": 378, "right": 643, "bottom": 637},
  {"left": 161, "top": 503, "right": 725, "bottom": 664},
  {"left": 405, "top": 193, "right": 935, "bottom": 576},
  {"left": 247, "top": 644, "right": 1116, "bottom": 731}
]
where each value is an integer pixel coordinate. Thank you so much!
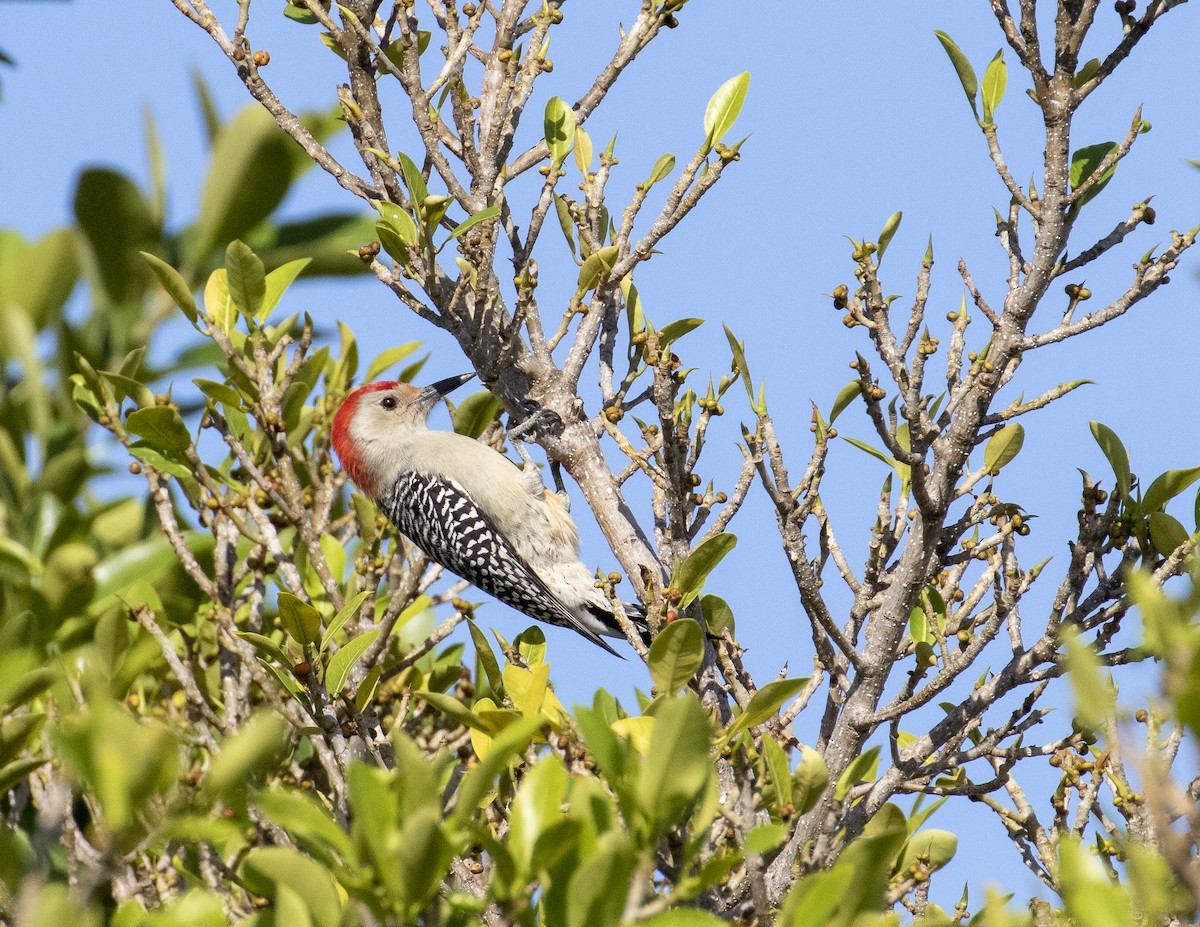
[
  {"left": 1090, "top": 421, "right": 1132, "bottom": 505},
  {"left": 577, "top": 245, "right": 619, "bottom": 293},
  {"left": 225, "top": 240, "right": 265, "bottom": 317},
  {"left": 1070, "top": 142, "right": 1119, "bottom": 207},
  {"left": 700, "top": 594, "right": 735, "bottom": 637},
  {"left": 74, "top": 168, "right": 160, "bottom": 303},
  {"left": 125, "top": 407, "right": 192, "bottom": 453},
  {"left": 1148, "top": 512, "right": 1189, "bottom": 556}
]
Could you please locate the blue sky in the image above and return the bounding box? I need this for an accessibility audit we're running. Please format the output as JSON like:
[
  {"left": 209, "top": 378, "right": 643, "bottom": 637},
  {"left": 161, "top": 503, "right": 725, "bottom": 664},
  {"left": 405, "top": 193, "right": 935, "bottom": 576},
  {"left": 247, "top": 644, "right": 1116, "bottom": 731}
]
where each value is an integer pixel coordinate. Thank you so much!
[{"left": 5, "top": 0, "right": 1200, "bottom": 909}]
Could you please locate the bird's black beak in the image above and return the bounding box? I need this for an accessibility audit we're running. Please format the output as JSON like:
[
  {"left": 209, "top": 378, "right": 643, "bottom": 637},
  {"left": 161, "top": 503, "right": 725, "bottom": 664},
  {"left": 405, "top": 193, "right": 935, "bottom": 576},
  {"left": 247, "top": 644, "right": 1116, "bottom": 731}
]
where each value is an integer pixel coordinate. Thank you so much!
[
  {"left": 417, "top": 372, "right": 476, "bottom": 410},
  {"left": 429, "top": 372, "right": 476, "bottom": 397}
]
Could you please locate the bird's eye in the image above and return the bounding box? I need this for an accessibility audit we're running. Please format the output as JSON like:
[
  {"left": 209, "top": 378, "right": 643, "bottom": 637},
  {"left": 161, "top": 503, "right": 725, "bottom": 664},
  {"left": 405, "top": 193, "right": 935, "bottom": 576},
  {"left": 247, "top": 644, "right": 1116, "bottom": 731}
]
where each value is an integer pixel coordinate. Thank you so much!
[{"left": 380, "top": 396, "right": 398, "bottom": 410}]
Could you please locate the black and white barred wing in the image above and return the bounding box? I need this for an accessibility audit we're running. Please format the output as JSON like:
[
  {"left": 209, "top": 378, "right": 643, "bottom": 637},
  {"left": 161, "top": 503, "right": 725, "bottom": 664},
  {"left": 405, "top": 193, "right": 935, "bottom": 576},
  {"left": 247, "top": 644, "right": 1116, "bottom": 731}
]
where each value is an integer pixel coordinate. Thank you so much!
[{"left": 380, "top": 471, "right": 619, "bottom": 655}]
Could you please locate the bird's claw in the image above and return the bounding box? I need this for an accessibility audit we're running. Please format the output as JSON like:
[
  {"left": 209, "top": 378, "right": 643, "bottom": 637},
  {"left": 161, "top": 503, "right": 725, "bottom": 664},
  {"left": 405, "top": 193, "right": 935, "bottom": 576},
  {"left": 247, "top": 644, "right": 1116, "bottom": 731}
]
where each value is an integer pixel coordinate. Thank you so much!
[{"left": 508, "top": 401, "right": 563, "bottom": 442}]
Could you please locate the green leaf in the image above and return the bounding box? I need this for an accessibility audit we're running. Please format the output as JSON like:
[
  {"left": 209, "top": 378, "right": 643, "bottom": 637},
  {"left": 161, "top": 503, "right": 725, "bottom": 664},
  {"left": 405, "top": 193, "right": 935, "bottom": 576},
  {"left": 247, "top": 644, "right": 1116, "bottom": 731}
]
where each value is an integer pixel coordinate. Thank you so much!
[
  {"left": 446, "top": 205, "right": 500, "bottom": 242},
  {"left": 792, "top": 745, "right": 829, "bottom": 814},
  {"left": 723, "top": 324, "right": 754, "bottom": 402},
  {"left": 204, "top": 268, "right": 234, "bottom": 332},
  {"left": 637, "top": 696, "right": 713, "bottom": 838},
  {"left": 899, "top": 829, "right": 959, "bottom": 873},
  {"left": 981, "top": 50, "right": 1007, "bottom": 123},
  {"left": 673, "top": 532, "right": 736, "bottom": 608},
  {"left": 514, "top": 626, "right": 548, "bottom": 666},
  {"left": 876, "top": 210, "right": 902, "bottom": 262},
  {"left": 237, "top": 631, "right": 291, "bottom": 666},
  {"left": 452, "top": 389, "right": 502, "bottom": 438},
  {"left": 127, "top": 446, "right": 191, "bottom": 480},
  {"left": 74, "top": 168, "right": 161, "bottom": 304},
  {"left": 566, "top": 835, "right": 636, "bottom": 927},
  {"left": 842, "top": 436, "right": 897, "bottom": 469},
  {"left": 639, "top": 911, "right": 728, "bottom": 927},
  {"left": 319, "top": 590, "right": 371, "bottom": 653},
  {"left": 554, "top": 193, "right": 577, "bottom": 259},
  {"left": 700, "top": 594, "right": 735, "bottom": 637},
  {"left": 1059, "top": 837, "right": 1134, "bottom": 927},
  {"left": 829, "top": 381, "right": 862, "bottom": 423},
  {"left": 703, "top": 72, "right": 751, "bottom": 152},
  {"left": 1142, "top": 467, "right": 1200, "bottom": 513},
  {"left": 574, "top": 126, "right": 594, "bottom": 174},
  {"left": 834, "top": 745, "right": 881, "bottom": 801},
  {"left": 125, "top": 406, "right": 192, "bottom": 453},
  {"left": 744, "top": 822, "right": 789, "bottom": 857},
  {"left": 206, "top": 712, "right": 290, "bottom": 800},
  {"left": 1148, "top": 512, "right": 1189, "bottom": 556},
  {"left": 196, "top": 106, "right": 300, "bottom": 260},
  {"left": 726, "top": 677, "right": 807, "bottom": 738},
  {"left": 933, "top": 31, "right": 979, "bottom": 119},
  {"left": 657, "top": 317, "right": 705, "bottom": 347},
  {"left": 396, "top": 151, "right": 429, "bottom": 205},
  {"left": 645, "top": 153, "right": 676, "bottom": 187},
  {"left": 577, "top": 245, "right": 619, "bottom": 293},
  {"left": 240, "top": 847, "right": 343, "bottom": 927},
  {"left": 1070, "top": 142, "right": 1119, "bottom": 207},
  {"left": 1090, "top": 421, "right": 1132, "bottom": 505},
  {"left": 324, "top": 629, "right": 379, "bottom": 697},
  {"left": 225, "top": 240, "right": 265, "bottom": 317},
  {"left": 140, "top": 251, "right": 198, "bottom": 323},
  {"left": 468, "top": 620, "right": 503, "bottom": 694},
  {"left": 278, "top": 592, "right": 322, "bottom": 648},
  {"left": 648, "top": 619, "right": 705, "bottom": 695},
  {"left": 544, "top": 96, "right": 575, "bottom": 168},
  {"left": 258, "top": 257, "right": 311, "bottom": 321},
  {"left": 365, "top": 341, "right": 421, "bottom": 382},
  {"left": 983, "top": 422, "right": 1024, "bottom": 473},
  {"left": 454, "top": 715, "right": 545, "bottom": 821}
]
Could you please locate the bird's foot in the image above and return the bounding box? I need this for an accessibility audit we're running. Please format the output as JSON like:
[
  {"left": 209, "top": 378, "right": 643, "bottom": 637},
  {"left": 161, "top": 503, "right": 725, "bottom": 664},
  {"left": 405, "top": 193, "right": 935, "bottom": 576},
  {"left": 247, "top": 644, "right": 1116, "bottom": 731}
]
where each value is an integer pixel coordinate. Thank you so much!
[{"left": 508, "top": 400, "right": 563, "bottom": 442}]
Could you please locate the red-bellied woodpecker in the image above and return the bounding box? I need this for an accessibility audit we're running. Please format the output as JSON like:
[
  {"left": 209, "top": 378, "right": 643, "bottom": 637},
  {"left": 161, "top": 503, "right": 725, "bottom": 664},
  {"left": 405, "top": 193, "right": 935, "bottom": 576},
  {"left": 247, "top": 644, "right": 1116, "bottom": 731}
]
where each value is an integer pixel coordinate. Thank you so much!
[{"left": 331, "top": 374, "right": 647, "bottom": 656}]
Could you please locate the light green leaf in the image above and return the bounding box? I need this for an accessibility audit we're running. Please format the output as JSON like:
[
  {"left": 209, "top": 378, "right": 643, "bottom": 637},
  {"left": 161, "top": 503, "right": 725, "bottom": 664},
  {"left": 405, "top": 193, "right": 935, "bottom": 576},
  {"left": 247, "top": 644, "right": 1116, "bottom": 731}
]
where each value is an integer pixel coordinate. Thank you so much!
[
  {"left": 726, "top": 677, "right": 808, "bottom": 738},
  {"left": 574, "top": 126, "right": 594, "bottom": 174},
  {"left": 204, "top": 268, "right": 234, "bottom": 332},
  {"left": 544, "top": 96, "right": 575, "bottom": 168},
  {"left": 1142, "top": 467, "right": 1200, "bottom": 513},
  {"left": 703, "top": 72, "right": 751, "bottom": 152},
  {"left": 645, "top": 153, "right": 676, "bottom": 187},
  {"left": 365, "top": 342, "right": 421, "bottom": 382},
  {"left": 981, "top": 50, "right": 1006, "bottom": 123},
  {"left": 648, "top": 619, "right": 705, "bottom": 695},
  {"left": 899, "top": 829, "right": 959, "bottom": 873},
  {"left": 792, "top": 745, "right": 829, "bottom": 814},
  {"left": 834, "top": 745, "right": 881, "bottom": 801},
  {"left": 257, "top": 257, "right": 311, "bottom": 321},
  {"left": 320, "top": 590, "right": 372, "bottom": 653},
  {"left": 452, "top": 389, "right": 502, "bottom": 438},
  {"left": 876, "top": 210, "right": 902, "bottom": 262},
  {"left": 206, "top": 712, "right": 289, "bottom": 800},
  {"left": 983, "top": 422, "right": 1024, "bottom": 473},
  {"left": 447, "top": 205, "right": 500, "bottom": 242},
  {"left": 324, "top": 629, "right": 380, "bottom": 697}
]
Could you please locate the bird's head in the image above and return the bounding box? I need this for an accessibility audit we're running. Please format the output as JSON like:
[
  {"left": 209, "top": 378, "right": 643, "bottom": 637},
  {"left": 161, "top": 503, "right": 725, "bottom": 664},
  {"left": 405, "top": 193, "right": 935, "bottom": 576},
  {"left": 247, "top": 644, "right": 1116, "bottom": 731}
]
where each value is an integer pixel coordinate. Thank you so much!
[{"left": 331, "top": 373, "right": 474, "bottom": 495}]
